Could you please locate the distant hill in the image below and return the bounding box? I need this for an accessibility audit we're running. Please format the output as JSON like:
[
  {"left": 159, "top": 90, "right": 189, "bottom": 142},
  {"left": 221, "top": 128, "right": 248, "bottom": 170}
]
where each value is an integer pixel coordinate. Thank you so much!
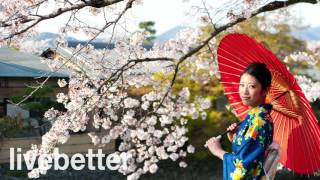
[
  {"left": 292, "top": 26, "right": 320, "bottom": 41},
  {"left": 35, "top": 32, "right": 79, "bottom": 42},
  {"left": 155, "top": 26, "right": 187, "bottom": 43},
  {"left": 34, "top": 32, "right": 108, "bottom": 46},
  {"left": 33, "top": 32, "right": 113, "bottom": 49},
  {"left": 34, "top": 32, "right": 153, "bottom": 49}
]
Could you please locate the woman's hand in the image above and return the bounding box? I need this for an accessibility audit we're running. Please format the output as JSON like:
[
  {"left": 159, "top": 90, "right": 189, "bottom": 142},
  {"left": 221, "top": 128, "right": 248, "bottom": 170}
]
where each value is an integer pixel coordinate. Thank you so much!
[
  {"left": 206, "top": 136, "right": 226, "bottom": 160},
  {"left": 227, "top": 123, "right": 238, "bottom": 142}
]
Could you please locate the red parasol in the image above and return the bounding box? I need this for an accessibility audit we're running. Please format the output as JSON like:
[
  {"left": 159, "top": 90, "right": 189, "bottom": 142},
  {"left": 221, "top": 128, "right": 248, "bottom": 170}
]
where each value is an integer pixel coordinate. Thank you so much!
[{"left": 217, "top": 33, "right": 320, "bottom": 175}]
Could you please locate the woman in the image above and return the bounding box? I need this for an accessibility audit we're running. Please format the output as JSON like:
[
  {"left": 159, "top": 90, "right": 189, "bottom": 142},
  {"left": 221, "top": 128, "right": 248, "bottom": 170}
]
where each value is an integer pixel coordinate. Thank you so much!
[{"left": 207, "top": 62, "right": 273, "bottom": 180}]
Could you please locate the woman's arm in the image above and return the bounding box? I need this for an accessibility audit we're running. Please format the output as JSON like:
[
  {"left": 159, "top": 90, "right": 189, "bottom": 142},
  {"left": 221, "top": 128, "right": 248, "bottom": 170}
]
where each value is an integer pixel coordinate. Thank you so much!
[{"left": 206, "top": 136, "right": 227, "bottom": 160}]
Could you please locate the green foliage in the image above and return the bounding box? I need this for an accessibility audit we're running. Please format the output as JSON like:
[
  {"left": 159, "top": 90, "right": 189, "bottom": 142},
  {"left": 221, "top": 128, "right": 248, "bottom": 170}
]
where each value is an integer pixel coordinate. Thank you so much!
[
  {"left": 24, "top": 85, "right": 54, "bottom": 97},
  {"left": 23, "top": 101, "right": 47, "bottom": 111},
  {"left": 139, "top": 21, "right": 156, "bottom": 34},
  {"left": 10, "top": 85, "right": 54, "bottom": 104},
  {"left": 138, "top": 21, "right": 156, "bottom": 45},
  {"left": 9, "top": 96, "right": 24, "bottom": 104}
]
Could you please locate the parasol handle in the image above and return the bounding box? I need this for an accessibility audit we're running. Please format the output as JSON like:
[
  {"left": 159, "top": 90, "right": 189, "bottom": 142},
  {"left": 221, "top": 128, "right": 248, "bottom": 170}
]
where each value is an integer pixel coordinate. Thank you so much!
[
  {"left": 204, "top": 121, "right": 242, "bottom": 148},
  {"left": 219, "top": 121, "right": 242, "bottom": 138}
]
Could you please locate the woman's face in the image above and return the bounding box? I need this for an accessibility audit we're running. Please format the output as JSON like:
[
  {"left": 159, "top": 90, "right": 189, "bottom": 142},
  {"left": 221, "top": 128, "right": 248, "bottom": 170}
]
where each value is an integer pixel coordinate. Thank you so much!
[{"left": 239, "top": 73, "right": 267, "bottom": 107}]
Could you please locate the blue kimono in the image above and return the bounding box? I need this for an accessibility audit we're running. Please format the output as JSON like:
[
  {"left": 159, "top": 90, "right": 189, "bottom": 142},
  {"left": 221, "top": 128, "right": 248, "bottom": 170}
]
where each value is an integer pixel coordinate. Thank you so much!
[{"left": 223, "top": 104, "right": 273, "bottom": 180}]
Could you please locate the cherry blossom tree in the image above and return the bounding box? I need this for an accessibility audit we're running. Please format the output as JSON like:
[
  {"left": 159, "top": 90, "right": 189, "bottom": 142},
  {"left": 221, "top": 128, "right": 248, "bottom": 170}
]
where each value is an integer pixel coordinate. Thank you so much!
[{"left": 1, "top": 0, "right": 320, "bottom": 179}]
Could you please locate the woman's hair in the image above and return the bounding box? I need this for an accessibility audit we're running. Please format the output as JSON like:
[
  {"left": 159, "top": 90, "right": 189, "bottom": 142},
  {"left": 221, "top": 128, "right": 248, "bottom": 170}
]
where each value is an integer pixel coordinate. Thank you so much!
[{"left": 241, "top": 62, "right": 272, "bottom": 90}]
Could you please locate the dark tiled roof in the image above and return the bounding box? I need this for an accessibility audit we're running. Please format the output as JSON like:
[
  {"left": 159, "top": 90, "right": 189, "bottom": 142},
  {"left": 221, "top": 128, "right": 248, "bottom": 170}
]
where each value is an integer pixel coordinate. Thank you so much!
[{"left": 0, "top": 61, "right": 67, "bottom": 77}]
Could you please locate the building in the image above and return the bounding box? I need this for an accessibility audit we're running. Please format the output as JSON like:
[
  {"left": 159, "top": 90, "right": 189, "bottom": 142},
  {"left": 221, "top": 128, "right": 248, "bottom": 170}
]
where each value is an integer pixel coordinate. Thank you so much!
[{"left": 0, "top": 47, "right": 69, "bottom": 117}]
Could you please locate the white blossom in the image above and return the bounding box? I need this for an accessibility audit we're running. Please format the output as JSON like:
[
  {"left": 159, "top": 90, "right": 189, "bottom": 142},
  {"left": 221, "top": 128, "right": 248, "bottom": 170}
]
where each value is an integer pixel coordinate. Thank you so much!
[
  {"left": 44, "top": 108, "right": 59, "bottom": 121},
  {"left": 156, "top": 146, "right": 169, "bottom": 160},
  {"left": 286, "top": 51, "right": 317, "bottom": 65},
  {"left": 57, "top": 79, "right": 68, "bottom": 87},
  {"left": 101, "top": 135, "right": 111, "bottom": 144},
  {"left": 141, "top": 101, "right": 150, "bottom": 110},
  {"left": 180, "top": 118, "right": 188, "bottom": 125},
  {"left": 159, "top": 115, "right": 173, "bottom": 126},
  {"left": 179, "top": 161, "right": 188, "bottom": 168},
  {"left": 146, "top": 116, "right": 157, "bottom": 126},
  {"left": 187, "top": 145, "right": 195, "bottom": 154},
  {"left": 136, "top": 129, "right": 148, "bottom": 140},
  {"left": 149, "top": 164, "right": 159, "bottom": 174},
  {"left": 127, "top": 172, "right": 141, "bottom": 180},
  {"left": 191, "top": 110, "right": 199, "bottom": 120},
  {"left": 201, "top": 111, "right": 207, "bottom": 120},
  {"left": 28, "top": 168, "right": 40, "bottom": 178},
  {"left": 143, "top": 91, "right": 158, "bottom": 101},
  {"left": 169, "top": 153, "right": 179, "bottom": 161},
  {"left": 153, "top": 130, "right": 164, "bottom": 138},
  {"left": 296, "top": 75, "right": 320, "bottom": 102},
  {"left": 198, "top": 98, "right": 211, "bottom": 110},
  {"left": 124, "top": 98, "right": 140, "bottom": 108},
  {"left": 167, "top": 145, "right": 178, "bottom": 152},
  {"left": 88, "top": 132, "right": 101, "bottom": 145},
  {"left": 56, "top": 93, "right": 69, "bottom": 104},
  {"left": 130, "top": 32, "right": 147, "bottom": 46},
  {"left": 102, "top": 118, "right": 112, "bottom": 130},
  {"left": 179, "top": 87, "right": 190, "bottom": 100}
]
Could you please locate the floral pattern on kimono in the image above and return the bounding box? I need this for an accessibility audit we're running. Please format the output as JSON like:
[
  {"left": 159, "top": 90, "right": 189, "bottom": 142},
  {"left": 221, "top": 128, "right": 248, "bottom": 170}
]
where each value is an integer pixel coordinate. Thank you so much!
[{"left": 223, "top": 104, "right": 273, "bottom": 180}]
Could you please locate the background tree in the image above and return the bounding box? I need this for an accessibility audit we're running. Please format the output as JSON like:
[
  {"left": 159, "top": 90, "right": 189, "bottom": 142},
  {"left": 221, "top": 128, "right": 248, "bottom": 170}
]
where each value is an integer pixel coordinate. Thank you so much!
[{"left": 138, "top": 21, "right": 156, "bottom": 45}]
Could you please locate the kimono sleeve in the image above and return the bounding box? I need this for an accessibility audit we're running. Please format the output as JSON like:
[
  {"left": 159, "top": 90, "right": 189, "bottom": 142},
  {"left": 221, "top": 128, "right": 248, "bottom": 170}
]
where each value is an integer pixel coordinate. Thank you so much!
[{"left": 223, "top": 115, "right": 271, "bottom": 180}]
